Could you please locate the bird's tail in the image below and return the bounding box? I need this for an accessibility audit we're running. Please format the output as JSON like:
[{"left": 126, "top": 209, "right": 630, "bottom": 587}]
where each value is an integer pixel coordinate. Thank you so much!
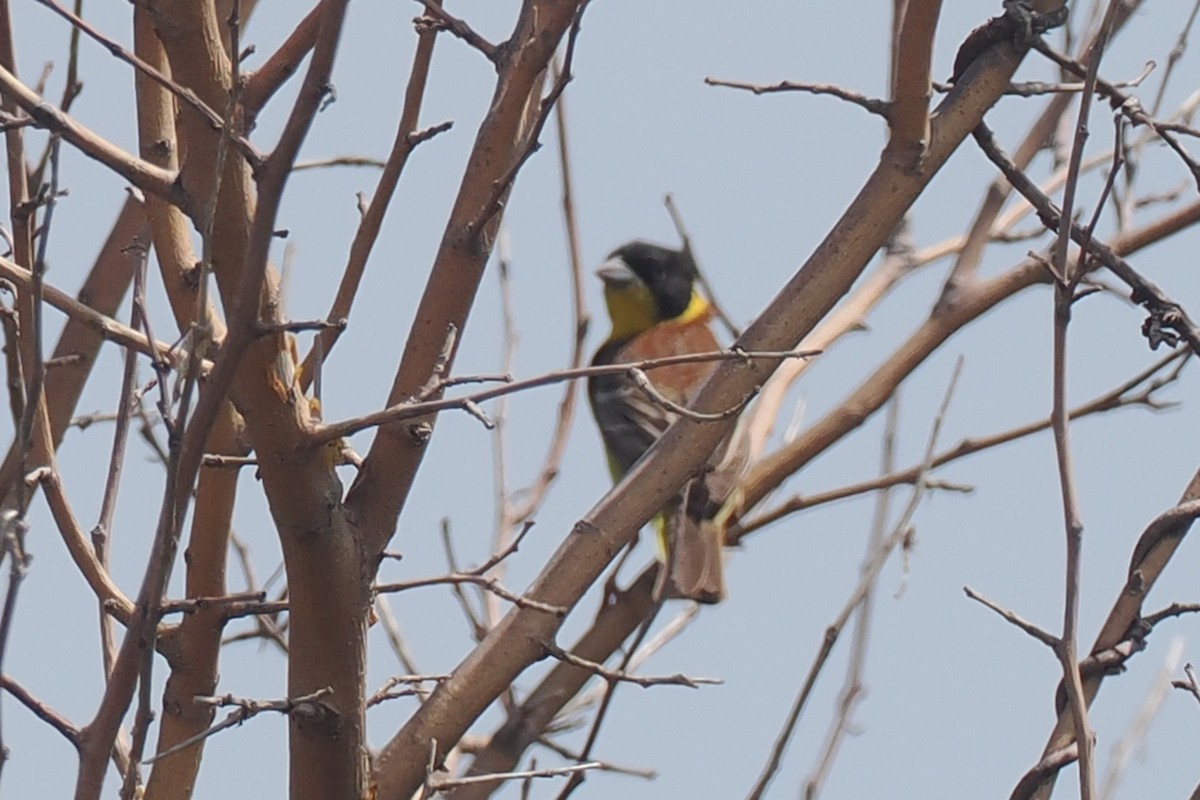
[
  {"left": 654, "top": 480, "right": 726, "bottom": 604},
  {"left": 652, "top": 411, "right": 752, "bottom": 604}
]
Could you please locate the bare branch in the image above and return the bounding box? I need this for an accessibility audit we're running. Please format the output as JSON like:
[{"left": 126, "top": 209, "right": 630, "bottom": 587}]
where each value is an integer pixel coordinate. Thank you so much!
[
  {"left": 0, "top": 66, "right": 188, "bottom": 211},
  {"left": 1099, "top": 637, "right": 1183, "bottom": 800},
  {"left": 541, "top": 642, "right": 722, "bottom": 689},
  {"left": 964, "top": 585, "right": 1060, "bottom": 648},
  {"left": 375, "top": 573, "right": 566, "bottom": 617},
  {"left": 971, "top": 123, "right": 1200, "bottom": 356},
  {"left": 0, "top": 256, "right": 181, "bottom": 365},
  {"left": 0, "top": 672, "right": 80, "bottom": 746},
  {"left": 368, "top": 674, "right": 451, "bottom": 708},
  {"left": 804, "top": 397, "right": 898, "bottom": 800},
  {"left": 1029, "top": 38, "right": 1200, "bottom": 186},
  {"left": 143, "top": 688, "right": 334, "bottom": 765},
  {"left": 31, "top": 0, "right": 263, "bottom": 170},
  {"left": 704, "top": 76, "right": 891, "bottom": 118},
  {"left": 297, "top": 15, "right": 447, "bottom": 387},
  {"left": 748, "top": 359, "right": 964, "bottom": 800},
  {"left": 412, "top": 0, "right": 497, "bottom": 61},
  {"left": 663, "top": 193, "right": 741, "bottom": 338},
  {"left": 310, "top": 349, "right": 815, "bottom": 445},
  {"left": 1172, "top": 662, "right": 1200, "bottom": 706},
  {"left": 430, "top": 762, "right": 603, "bottom": 792}
]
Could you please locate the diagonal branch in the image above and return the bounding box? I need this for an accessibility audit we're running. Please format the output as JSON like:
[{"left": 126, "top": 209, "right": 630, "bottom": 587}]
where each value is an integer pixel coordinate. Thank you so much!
[
  {"left": 971, "top": 123, "right": 1200, "bottom": 356},
  {"left": 0, "top": 257, "right": 183, "bottom": 364},
  {"left": 0, "top": 67, "right": 189, "bottom": 212},
  {"left": 413, "top": 0, "right": 497, "bottom": 61},
  {"left": 32, "top": 0, "right": 263, "bottom": 169},
  {"left": 739, "top": 348, "right": 1185, "bottom": 535}
]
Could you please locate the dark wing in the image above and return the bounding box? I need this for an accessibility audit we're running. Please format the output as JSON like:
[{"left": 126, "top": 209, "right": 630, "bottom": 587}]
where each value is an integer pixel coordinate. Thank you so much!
[{"left": 588, "top": 340, "right": 674, "bottom": 476}]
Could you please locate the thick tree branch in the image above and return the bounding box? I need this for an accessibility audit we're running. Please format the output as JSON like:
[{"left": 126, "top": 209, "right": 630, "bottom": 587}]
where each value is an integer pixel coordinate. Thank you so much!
[
  {"left": 344, "top": 0, "right": 588, "bottom": 561},
  {"left": 0, "top": 257, "right": 180, "bottom": 364},
  {"left": 0, "top": 66, "right": 189, "bottom": 212},
  {"left": 887, "top": 0, "right": 943, "bottom": 166},
  {"left": 739, "top": 196, "right": 1200, "bottom": 525}
]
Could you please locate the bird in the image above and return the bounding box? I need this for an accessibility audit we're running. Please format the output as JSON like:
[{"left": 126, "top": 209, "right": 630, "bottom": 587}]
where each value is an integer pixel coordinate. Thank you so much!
[{"left": 587, "top": 240, "right": 738, "bottom": 604}]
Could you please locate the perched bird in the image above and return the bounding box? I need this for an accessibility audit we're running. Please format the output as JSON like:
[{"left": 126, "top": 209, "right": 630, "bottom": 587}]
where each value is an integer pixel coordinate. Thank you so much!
[{"left": 587, "top": 241, "right": 737, "bottom": 603}]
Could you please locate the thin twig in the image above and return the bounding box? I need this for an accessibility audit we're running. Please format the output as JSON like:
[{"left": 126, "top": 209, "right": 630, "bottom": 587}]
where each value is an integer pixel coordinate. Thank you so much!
[
  {"left": 1029, "top": 38, "right": 1200, "bottom": 187},
  {"left": 374, "top": 596, "right": 428, "bottom": 700},
  {"left": 704, "top": 76, "right": 891, "bottom": 118},
  {"left": 963, "top": 586, "right": 1060, "bottom": 648},
  {"left": 542, "top": 642, "right": 721, "bottom": 689},
  {"left": 92, "top": 239, "right": 149, "bottom": 679},
  {"left": 292, "top": 155, "right": 387, "bottom": 171},
  {"left": 296, "top": 17, "right": 447, "bottom": 389},
  {"left": 533, "top": 738, "right": 656, "bottom": 780},
  {"left": 0, "top": 256, "right": 184, "bottom": 364},
  {"left": 440, "top": 519, "right": 488, "bottom": 640},
  {"left": 487, "top": 227, "right": 519, "bottom": 629},
  {"left": 375, "top": 573, "right": 566, "bottom": 617},
  {"left": 1172, "top": 662, "right": 1200, "bottom": 706},
  {"left": 553, "top": 602, "right": 663, "bottom": 800},
  {"left": 472, "top": 520, "right": 536, "bottom": 577},
  {"left": 972, "top": 123, "right": 1200, "bottom": 356},
  {"left": 0, "top": 672, "right": 80, "bottom": 745},
  {"left": 159, "top": 590, "right": 268, "bottom": 615},
  {"left": 740, "top": 349, "right": 1186, "bottom": 537},
  {"left": 1045, "top": 9, "right": 1121, "bottom": 796},
  {"left": 664, "top": 193, "right": 741, "bottom": 338},
  {"left": 747, "top": 359, "right": 964, "bottom": 800},
  {"left": 1098, "top": 636, "right": 1183, "bottom": 800},
  {"left": 565, "top": 602, "right": 703, "bottom": 718},
  {"left": 143, "top": 687, "right": 334, "bottom": 764},
  {"left": 429, "top": 762, "right": 603, "bottom": 791},
  {"left": 309, "top": 349, "right": 816, "bottom": 446},
  {"left": 367, "top": 674, "right": 451, "bottom": 708},
  {"left": 1149, "top": 0, "right": 1200, "bottom": 117},
  {"left": 412, "top": 0, "right": 497, "bottom": 61},
  {"left": 803, "top": 397, "right": 899, "bottom": 799}
]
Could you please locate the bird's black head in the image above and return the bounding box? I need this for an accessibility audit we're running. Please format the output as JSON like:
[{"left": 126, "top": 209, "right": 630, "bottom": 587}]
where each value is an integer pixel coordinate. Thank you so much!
[{"left": 601, "top": 241, "right": 697, "bottom": 322}]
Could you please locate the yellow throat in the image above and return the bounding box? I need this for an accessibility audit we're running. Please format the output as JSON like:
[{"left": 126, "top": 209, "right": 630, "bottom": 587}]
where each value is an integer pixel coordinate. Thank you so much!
[{"left": 604, "top": 285, "right": 709, "bottom": 342}]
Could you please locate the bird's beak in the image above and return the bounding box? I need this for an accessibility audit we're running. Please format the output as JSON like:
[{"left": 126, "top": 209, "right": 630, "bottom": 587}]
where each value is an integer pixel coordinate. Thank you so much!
[{"left": 596, "top": 257, "right": 641, "bottom": 288}]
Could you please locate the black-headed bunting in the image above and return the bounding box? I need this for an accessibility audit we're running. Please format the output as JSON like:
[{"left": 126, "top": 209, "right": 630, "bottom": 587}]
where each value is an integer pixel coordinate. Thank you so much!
[{"left": 587, "top": 241, "right": 741, "bottom": 603}]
